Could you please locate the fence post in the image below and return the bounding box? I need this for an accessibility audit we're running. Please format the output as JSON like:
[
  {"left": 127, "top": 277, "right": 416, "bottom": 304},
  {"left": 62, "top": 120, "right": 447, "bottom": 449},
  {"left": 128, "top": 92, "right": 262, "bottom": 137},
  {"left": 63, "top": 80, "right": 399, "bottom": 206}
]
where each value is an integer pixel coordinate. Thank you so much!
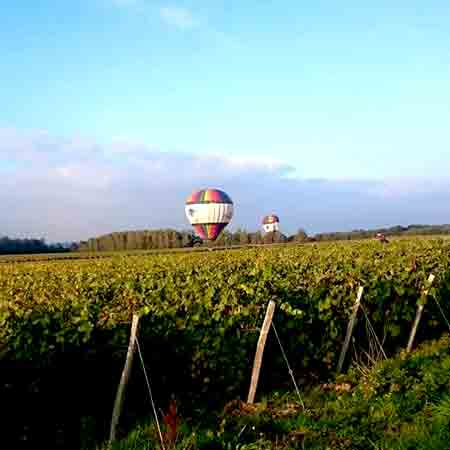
[
  {"left": 247, "top": 301, "right": 276, "bottom": 404},
  {"left": 109, "top": 314, "right": 140, "bottom": 444},
  {"left": 406, "top": 274, "right": 435, "bottom": 353},
  {"left": 337, "top": 286, "right": 364, "bottom": 373}
]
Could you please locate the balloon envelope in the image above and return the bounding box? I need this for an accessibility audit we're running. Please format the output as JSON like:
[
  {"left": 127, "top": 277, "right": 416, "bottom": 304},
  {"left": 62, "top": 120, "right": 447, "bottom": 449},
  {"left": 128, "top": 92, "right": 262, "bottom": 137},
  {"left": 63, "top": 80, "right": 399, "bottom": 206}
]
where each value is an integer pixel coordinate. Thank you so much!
[
  {"left": 185, "top": 188, "right": 234, "bottom": 241},
  {"left": 262, "top": 214, "right": 280, "bottom": 233}
]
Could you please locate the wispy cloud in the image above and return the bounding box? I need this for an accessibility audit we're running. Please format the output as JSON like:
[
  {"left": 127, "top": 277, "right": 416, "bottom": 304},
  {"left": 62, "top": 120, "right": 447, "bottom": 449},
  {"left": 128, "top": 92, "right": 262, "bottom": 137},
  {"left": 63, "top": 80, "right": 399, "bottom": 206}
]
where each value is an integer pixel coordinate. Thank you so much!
[
  {"left": 2, "top": 127, "right": 450, "bottom": 242},
  {"left": 107, "top": 1, "right": 241, "bottom": 47},
  {"left": 110, "top": 0, "right": 141, "bottom": 7},
  {"left": 159, "top": 6, "right": 198, "bottom": 30}
]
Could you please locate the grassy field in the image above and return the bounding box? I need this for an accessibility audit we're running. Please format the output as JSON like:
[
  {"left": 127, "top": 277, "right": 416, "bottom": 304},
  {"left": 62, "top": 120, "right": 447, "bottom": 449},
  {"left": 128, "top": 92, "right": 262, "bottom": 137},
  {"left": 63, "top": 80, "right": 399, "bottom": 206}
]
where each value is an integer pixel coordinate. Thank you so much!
[{"left": 99, "top": 334, "right": 450, "bottom": 450}]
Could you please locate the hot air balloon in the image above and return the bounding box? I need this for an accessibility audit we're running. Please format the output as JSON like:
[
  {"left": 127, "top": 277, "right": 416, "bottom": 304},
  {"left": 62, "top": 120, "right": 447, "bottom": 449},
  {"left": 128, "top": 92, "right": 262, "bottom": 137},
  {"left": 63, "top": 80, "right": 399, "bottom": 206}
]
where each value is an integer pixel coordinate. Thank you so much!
[
  {"left": 185, "top": 188, "right": 234, "bottom": 241},
  {"left": 262, "top": 214, "right": 280, "bottom": 233}
]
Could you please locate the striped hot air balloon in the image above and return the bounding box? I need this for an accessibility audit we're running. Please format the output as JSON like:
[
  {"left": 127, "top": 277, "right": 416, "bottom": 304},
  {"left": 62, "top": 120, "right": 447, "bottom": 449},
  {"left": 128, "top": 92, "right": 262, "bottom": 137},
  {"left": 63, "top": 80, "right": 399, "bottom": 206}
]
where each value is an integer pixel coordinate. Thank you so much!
[
  {"left": 185, "top": 188, "right": 234, "bottom": 241},
  {"left": 262, "top": 214, "right": 280, "bottom": 233}
]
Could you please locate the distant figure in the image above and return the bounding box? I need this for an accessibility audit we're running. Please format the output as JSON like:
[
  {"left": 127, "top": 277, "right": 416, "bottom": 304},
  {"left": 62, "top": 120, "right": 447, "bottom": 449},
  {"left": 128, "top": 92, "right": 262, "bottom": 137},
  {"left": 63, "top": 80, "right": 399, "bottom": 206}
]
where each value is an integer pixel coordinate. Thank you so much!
[{"left": 375, "top": 233, "right": 389, "bottom": 244}]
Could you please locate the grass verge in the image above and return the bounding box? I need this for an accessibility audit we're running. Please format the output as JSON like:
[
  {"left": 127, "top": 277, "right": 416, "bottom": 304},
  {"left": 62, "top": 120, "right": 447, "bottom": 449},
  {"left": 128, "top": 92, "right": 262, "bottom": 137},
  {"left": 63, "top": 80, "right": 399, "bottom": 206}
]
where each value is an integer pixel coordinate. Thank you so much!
[{"left": 95, "top": 333, "right": 450, "bottom": 450}]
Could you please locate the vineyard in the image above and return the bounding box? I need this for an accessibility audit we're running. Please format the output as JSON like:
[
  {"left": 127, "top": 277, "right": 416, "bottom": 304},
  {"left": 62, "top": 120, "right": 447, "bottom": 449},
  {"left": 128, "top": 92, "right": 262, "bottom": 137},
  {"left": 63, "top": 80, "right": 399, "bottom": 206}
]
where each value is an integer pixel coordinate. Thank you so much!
[{"left": 1, "top": 238, "right": 450, "bottom": 447}]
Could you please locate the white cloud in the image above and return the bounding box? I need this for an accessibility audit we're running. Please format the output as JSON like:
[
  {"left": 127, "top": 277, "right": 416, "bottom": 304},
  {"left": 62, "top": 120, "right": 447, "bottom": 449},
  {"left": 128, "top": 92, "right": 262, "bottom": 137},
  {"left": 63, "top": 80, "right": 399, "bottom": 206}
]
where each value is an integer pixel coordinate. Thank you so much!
[
  {"left": 160, "top": 6, "right": 198, "bottom": 29},
  {"left": 1, "top": 127, "right": 450, "bottom": 242}
]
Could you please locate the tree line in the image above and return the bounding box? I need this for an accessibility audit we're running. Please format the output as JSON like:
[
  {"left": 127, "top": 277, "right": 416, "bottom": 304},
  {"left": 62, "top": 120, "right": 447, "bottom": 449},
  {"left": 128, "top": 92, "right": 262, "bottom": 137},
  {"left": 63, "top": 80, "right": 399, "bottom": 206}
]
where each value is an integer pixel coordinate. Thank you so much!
[
  {"left": 76, "top": 228, "right": 310, "bottom": 252},
  {"left": 0, "top": 237, "right": 75, "bottom": 255},
  {"left": 314, "top": 224, "right": 450, "bottom": 241},
  {"left": 77, "top": 223, "right": 450, "bottom": 252},
  {"left": 3, "top": 223, "right": 450, "bottom": 255}
]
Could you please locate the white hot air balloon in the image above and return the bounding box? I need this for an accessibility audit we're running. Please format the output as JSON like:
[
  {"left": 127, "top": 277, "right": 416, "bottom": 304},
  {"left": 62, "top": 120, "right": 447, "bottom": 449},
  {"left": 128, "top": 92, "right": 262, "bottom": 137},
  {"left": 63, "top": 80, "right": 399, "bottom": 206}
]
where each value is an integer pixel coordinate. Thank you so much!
[
  {"left": 185, "top": 188, "right": 234, "bottom": 241},
  {"left": 262, "top": 214, "right": 280, "bottom": 233}
]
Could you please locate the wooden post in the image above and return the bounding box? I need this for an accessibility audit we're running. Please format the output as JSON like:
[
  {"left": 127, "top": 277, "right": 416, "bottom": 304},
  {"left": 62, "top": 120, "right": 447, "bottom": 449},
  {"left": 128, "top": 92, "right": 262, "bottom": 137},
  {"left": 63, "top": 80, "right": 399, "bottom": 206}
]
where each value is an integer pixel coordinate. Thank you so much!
[
  {"left": 109, "top": 314, "right": 140, "bottom": 444},
  {"left": 337, "top": 286, "right": 364, "bottom": 373},
  {"left": 406, "top": 274, "right": 435, "bottom": 353},
  {"left": 247, "top": 301, "right": 276, "bottom": 404}
]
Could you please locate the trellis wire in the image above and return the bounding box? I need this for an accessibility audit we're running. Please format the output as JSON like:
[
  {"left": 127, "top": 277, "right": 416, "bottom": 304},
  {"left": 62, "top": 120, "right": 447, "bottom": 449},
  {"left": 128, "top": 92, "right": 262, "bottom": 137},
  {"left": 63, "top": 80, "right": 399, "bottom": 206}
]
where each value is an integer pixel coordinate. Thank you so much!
[
  {"left": 271, "top": 323, "right": 305, "bottom": 410},
  {"left": 136, "top": 337, "right": 166, "bottom": 450},
  {"left": 360, "top": 304, "right": 387, "bottom": 360}
]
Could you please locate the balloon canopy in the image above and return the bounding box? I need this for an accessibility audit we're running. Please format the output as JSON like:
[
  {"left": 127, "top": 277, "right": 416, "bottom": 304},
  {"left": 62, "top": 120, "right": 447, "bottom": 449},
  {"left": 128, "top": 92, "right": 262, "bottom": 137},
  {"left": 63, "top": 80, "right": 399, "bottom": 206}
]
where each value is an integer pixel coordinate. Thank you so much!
[
  {"left": 262, "top": 214, "right": 280, "bottom": 233},
  {"left": 185, "top": 188, "right": 234, "bottom": 241},
  {"left": 262, "top": 214, "right": 280, "bottom": 225}
]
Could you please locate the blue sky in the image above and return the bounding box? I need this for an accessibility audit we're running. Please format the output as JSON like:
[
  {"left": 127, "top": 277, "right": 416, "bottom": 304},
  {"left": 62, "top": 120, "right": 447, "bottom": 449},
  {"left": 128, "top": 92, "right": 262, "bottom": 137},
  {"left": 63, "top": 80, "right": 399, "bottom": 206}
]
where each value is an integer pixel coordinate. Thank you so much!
[{"left": 1, "top": 1, "right": 450, "bottom": 240}]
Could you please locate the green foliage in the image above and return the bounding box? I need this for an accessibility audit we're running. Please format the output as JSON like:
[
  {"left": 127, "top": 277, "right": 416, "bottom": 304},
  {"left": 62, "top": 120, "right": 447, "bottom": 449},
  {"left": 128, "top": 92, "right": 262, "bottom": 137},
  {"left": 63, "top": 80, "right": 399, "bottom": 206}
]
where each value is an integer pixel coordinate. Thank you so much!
[{"left": 2, "top": 239, "right": 450, "bottom": 399}]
